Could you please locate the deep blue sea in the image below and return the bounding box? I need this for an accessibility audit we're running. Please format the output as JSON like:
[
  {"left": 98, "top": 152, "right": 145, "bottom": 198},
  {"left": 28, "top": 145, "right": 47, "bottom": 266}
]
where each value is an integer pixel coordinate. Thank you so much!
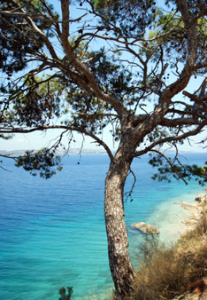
[{"left": 0, "top": 153, "right": 206, "bottom": 300}]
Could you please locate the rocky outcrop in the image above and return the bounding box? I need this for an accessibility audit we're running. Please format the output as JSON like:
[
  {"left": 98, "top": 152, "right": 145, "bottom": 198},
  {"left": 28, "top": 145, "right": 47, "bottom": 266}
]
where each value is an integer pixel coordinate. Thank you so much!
[
  {"left": 181, "top": 203, "right": 203, "bottom": 232},
  {"left": 173, "top": 278, "right": 207, "bottom": 300},
  {"left": 182, "top": 202, "right": 198, "bottom": 210},
  {"left": 195, "top": 193, "right": 206, "bottom": 204},
  {"left": 131, "top": 222, "right": 159, "bottom": 234}
]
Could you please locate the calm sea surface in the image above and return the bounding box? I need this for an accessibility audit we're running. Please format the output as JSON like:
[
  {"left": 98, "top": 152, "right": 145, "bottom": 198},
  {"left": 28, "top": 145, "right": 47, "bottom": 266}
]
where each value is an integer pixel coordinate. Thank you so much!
[{"left": 0, "top": 153, "right": 206, "bottom": 299}]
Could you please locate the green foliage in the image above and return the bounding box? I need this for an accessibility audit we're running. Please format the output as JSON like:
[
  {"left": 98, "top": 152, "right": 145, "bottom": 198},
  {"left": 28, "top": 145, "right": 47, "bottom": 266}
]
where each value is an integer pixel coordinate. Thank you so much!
[
  {"left": 59, "top": 287, "right": 73, "bottom": 300},
  {"left": 165, "top": 0, "right": 207, "bottom": 17},
  {"left": 15, "top": 149, "right": 62, "bottom": 179},
  {"left": 149, "top": 155, "right": 207, "bottom": 185},
  {"left": 1, "top": 0, "right": 207, "bottom": 180},
  {"left": 138, "top": 4, "right": 207, "bottom": 67},
  {"left": 92, "top": 0, "right": 158, "bottom": 39},
  {"left": 0, "top": 0, "right": 59, "bottom": 77},
  {"left": 10, "top": 75, "right": 62, "bottom": 127}
]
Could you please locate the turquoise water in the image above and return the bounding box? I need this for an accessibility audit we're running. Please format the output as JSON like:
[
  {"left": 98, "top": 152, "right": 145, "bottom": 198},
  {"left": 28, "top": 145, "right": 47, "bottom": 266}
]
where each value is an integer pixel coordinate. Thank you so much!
[{"left": 0, "top": 153, "right": 206, "bottom": 299}]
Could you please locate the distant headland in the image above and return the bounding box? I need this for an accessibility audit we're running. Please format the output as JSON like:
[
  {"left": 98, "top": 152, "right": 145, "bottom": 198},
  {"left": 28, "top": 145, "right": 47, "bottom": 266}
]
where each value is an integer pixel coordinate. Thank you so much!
[
  {"left": 0, "top": 149, "right": 204, "bottom": 156},
  {"left": 0, "top": 148, "right": 108, "bottom": 156}
]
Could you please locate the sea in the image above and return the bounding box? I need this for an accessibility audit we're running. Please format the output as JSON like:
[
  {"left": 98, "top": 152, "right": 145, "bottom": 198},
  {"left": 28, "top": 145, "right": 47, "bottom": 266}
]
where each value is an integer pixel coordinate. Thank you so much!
[{"left": 0, "top": 152, "right": 206, "bottom": 300}]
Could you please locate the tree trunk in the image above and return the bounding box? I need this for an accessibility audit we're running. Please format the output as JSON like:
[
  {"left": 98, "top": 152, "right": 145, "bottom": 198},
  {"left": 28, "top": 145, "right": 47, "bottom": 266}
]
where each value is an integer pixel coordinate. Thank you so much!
[{"left": 104, "top": 153, "right": 135, "bottom": 299}]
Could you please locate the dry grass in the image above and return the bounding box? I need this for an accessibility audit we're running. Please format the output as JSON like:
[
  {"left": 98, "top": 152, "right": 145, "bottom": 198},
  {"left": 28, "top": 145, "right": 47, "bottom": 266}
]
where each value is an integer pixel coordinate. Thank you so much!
[{"left": 125, "top": 206, "right": 207, "bottom": 300}]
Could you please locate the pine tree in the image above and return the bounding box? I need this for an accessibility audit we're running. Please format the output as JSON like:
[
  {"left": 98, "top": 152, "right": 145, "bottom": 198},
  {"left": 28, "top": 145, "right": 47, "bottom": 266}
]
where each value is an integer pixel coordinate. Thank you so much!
[{"left": 1, "top": 0, "right": 207, "bottom": 298}]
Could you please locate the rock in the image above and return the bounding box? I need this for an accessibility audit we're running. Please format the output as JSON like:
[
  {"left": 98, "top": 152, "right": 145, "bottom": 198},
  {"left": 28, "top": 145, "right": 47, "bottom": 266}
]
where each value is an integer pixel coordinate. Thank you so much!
[
  {"left": 182, "top": 203, "right": 198, "bottom": 210},
  {"left": 131, "top": 222, "right": 159, "bottom": 234},
  {"left": 182, "top": 205, "right": 198, "bottom": 211},
  {"left": 182, "top": 201, "right": 198, "bottom": 206},
  {"left": 172, "top": 278, "right": 207, "bottom": 300},
  {"left": 195, "top": 193, "right": 206, "bottom": 203},
  {"left": 174, "top": 201, "right": 185, "bottom": 205}
]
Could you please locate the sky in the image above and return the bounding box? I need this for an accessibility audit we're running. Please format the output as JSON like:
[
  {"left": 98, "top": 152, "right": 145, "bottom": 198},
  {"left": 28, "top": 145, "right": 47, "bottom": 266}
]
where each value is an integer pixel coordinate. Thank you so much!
[{"left": 1, "top": 0, "right": 207, "bottom": 153}]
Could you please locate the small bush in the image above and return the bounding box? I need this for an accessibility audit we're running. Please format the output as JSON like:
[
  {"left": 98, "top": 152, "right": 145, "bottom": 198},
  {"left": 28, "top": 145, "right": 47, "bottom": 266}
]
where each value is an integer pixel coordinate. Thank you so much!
[{"left": 128, "top": 236, "right": 190, "bottom": 300}]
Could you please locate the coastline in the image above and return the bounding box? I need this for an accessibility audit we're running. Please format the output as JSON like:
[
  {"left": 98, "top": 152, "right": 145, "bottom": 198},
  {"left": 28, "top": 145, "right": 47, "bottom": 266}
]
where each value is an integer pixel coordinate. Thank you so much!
[
  {"left": 129, "top": 188, "right": 207, "bottom": 300},
  {"left": 180, "top": 196, "right": 206, "bottom": 233},
  {"left": 144, "top": 188, "right": 207, "bottom": 244},
  {"left": 92, "top": 189, "right": 207, "bottom": 300}
]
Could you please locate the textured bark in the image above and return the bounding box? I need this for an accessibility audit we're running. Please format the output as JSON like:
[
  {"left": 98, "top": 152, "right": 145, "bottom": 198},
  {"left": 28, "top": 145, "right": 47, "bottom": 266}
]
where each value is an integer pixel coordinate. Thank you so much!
[{"left": 104, "top": 151, "right": 135, "bottom": 299}]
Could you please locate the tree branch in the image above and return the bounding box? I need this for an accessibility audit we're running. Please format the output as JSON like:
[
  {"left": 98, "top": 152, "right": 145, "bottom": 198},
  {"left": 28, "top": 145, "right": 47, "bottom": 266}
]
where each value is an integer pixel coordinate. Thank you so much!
[
  {"left": 0, "top": 125, "right": 114, "bottom": 162},
  {"left": 150, "top": 149, "right": 188, "bottom": 185},
  {"left": 59, "top": 0, "right": 128, "bottom": 116},
  {"left": 132, "top": 120, "right": 207, "bottom": 158}
]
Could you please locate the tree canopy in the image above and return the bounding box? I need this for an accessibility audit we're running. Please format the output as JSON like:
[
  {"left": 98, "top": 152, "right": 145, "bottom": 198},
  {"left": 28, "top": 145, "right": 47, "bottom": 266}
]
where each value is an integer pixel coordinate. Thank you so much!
[
  {"left": 1, "top": 0, "right": 207, "bottom": 157},
  {"left": 1, "top": 0, "right": 207, "bottom": 298}
]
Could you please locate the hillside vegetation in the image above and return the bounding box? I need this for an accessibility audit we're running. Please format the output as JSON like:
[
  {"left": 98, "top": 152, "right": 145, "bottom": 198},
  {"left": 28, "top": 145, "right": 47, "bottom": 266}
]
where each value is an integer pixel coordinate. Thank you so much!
[{"left": 123, "top": 204, "right": 207, "bottom": 300}]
